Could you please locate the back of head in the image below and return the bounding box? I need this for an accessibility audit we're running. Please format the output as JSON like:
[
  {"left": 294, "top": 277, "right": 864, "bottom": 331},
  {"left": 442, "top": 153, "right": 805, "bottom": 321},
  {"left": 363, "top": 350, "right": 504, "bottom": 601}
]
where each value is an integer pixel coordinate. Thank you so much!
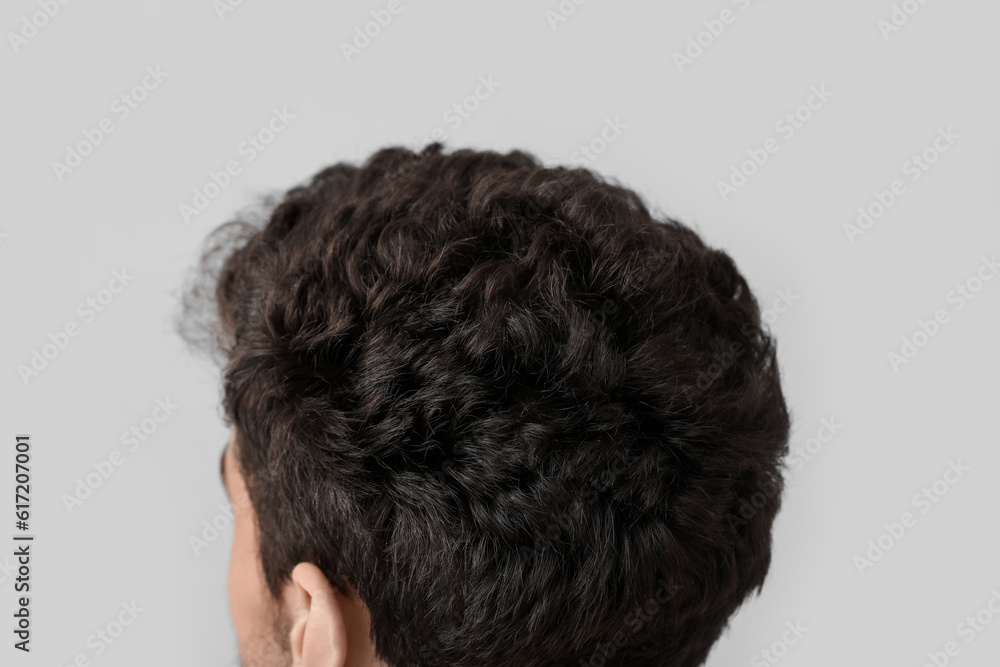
[{"left": 186, "top": 142, "right": 791, "bottom": 666}]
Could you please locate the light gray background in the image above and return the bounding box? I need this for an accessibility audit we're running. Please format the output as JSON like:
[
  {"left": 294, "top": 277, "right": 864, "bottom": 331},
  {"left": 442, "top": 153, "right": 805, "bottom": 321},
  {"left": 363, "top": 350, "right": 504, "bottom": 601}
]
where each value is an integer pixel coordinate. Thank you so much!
[{"left": 2, "top": 1, "right": 998, "bottom": 665}]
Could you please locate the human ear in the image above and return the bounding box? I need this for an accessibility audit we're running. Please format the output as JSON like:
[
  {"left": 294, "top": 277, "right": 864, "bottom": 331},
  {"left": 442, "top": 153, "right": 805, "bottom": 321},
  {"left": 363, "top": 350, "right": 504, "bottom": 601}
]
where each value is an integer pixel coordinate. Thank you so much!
[{"left": 287, "top": 563, "right": 348, "bottom": 667}]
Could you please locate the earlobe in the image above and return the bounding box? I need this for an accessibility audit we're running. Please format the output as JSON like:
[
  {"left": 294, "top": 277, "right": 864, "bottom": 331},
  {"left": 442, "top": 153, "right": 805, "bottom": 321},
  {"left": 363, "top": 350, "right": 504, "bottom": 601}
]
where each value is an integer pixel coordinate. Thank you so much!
[{"left": 287, "top": 563, "right": 348, "bottom": 667}]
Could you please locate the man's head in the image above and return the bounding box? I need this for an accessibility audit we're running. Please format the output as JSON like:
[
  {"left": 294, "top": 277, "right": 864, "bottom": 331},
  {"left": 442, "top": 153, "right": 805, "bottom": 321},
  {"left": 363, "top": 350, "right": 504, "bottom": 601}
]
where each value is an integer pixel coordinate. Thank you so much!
[{"left": 182, "top": 142, "right": 791, "bottom": 666}]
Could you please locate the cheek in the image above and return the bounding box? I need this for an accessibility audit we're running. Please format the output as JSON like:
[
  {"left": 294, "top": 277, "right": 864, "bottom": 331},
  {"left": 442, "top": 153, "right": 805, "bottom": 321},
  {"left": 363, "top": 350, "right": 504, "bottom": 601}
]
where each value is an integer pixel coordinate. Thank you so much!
[
  {"left": 227, "top": 496, "right": 271, "bottom": 645},
  {"left": 227, "top": 509, "right": 251, "bottom": 636}
]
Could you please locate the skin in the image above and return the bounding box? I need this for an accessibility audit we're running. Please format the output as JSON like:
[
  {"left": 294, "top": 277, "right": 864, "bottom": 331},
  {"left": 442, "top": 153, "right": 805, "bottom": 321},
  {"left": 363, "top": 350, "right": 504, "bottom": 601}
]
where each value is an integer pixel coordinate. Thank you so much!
[{"left": 220, "top": 432, "right": 387, "bottom": 667}]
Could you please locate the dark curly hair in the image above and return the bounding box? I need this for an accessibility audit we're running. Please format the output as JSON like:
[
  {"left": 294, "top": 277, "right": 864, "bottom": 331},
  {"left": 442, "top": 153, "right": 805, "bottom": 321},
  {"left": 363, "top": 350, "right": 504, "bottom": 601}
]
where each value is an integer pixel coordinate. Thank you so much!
[{"left": 179, "top": 142, "right": 791, "bottom": 667}]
